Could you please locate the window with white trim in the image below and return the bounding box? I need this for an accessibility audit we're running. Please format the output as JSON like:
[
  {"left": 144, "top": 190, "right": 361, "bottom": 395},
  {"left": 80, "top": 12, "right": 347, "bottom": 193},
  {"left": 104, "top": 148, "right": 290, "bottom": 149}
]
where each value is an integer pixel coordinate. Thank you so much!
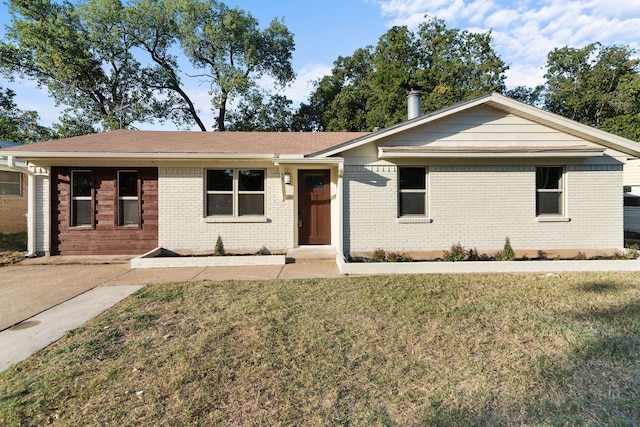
[
  {"left": 536, "top": 166, "right": 564, "bottom": 216},
  {"left": 71, "top": 170, "right": 93, "bottom": 227},
  {"left": 206, "top": 169, "right": 265, "bottom": 216},
  {"left": 399, "top": 167, "right": 427, "bottom": 216},
  {"left": 0, "top": 171, "right": 21, "bottom": 196},
  {"left": 118, "top": 170, "right": 140, "bottom": 226}
]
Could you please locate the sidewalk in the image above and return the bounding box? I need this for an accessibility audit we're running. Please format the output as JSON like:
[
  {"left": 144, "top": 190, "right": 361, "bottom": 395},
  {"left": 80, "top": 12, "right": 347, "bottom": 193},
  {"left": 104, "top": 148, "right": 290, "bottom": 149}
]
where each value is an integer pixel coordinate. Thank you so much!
[{"left": 0, "top": 257, "right": 341, "bottom": 372}]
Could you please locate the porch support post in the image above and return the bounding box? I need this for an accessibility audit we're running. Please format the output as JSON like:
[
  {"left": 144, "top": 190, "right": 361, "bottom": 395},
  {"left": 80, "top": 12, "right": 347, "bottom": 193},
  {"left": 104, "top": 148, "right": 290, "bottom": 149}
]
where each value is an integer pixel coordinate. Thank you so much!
[
  {"left": 336, "top": 163, "right": 345, "bottom": 260},
  {"left": 27, "top": 173, "right": 36, "bottom": 256}
]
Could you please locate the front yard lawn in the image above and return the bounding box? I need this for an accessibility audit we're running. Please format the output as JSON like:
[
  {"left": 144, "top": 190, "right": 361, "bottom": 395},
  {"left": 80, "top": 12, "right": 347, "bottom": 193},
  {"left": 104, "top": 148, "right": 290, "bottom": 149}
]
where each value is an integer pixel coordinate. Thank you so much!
[{"left": 1, "top": 272, "right": 639, "bottom": 425}]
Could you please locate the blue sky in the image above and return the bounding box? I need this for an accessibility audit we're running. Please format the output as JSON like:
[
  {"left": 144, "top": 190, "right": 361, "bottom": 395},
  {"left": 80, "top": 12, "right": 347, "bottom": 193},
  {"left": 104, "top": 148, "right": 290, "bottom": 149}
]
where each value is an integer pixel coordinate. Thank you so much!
[{"left": 1, "top": 0, "right": 639, "bottom": 130}]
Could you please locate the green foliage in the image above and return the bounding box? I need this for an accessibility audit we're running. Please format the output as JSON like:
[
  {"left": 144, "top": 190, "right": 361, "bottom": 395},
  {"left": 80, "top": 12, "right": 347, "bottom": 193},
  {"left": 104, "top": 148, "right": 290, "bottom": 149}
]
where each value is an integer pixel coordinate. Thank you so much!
[
  {"left": 1, "top": 0, "right": 295, "bottom": 132},
  {"left": 372, "top": 248, "right": 413, "bottom": 262},
  {"left": 214, "top": 235, "right": 225, "bottom": 256},
  {"left": 495, "top": 237, "right": 516, "bottom": 261},
  {"left": 300, "top": 16, "right": 507, "bottom": 131},
  {"left": 0, "top": 86, "right": 52, "bottom": 142},
  {"left": 0, "top": 0, "right": 174, "bottom": 130},
  {"left": 227, "top": 89, "right": 294, "bottom": 131},
  {"left": 543, "top": 43, "right": 640, "bottom": 140},
  {"left": 443, "top": 242, "right": 467, "bottom": 262},
  {"left": 173, "top": 0, "right": 295, "bottom": 131}
]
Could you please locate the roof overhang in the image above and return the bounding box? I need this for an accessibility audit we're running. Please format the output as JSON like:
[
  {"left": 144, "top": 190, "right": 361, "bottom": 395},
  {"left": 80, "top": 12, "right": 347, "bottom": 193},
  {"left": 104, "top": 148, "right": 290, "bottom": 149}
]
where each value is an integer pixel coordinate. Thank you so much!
[
  {"left": 0, "top": 152, "right": 276, "bottom": 161},
  {"left": 378, "top": 145, "right": 606, "bottom": 159},
  {"left": 273, "top": 155, "right": 344, "bottom": 165}
]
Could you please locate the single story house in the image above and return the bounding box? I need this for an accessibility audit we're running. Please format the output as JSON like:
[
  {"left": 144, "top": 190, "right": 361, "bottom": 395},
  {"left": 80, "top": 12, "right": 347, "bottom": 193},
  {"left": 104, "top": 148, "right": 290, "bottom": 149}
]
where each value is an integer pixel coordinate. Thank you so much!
[
  {"left": 0, "top": 140, "right": 28, "bottom": 234},
  {"left": 2, "top": 92, "right": 640, "bottom": 259}
]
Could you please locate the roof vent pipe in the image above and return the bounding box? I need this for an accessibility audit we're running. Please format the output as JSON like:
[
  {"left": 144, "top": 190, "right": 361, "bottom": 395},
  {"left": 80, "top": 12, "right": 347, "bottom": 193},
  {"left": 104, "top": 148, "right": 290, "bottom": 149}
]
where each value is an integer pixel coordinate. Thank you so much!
[{"left": 407, "top": 88, "right": 422, "bottom": 120}]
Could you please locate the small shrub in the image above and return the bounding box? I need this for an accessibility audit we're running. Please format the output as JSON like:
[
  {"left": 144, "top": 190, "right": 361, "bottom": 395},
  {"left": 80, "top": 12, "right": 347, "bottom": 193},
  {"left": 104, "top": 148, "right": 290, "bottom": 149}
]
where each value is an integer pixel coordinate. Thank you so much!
[
  {"left": 256, "top": 246, "right": 271, "bottom": 255},
  {"left": 373, "top": 248, "right": 387, "bottom": 262},
  {"left": 496, "top": 237, "right": 515, "bottom": 261},
  {"left": 443, "top": 242, "right": 467, "bottom": 262},
  {"left": 214, "top": 235, "right": 226, "bottom": 256},
  {"left": 372, "top": 248, "right": 413, "bottom": 262},
  {"left": 575, "top": 251, "right": 587, "bottom": 260},
  {"left": 467, "top": 248, "right": 480, "bottom": 261},
  {"left": 626, "top": 244, "right": 639, "bottom": 259}
]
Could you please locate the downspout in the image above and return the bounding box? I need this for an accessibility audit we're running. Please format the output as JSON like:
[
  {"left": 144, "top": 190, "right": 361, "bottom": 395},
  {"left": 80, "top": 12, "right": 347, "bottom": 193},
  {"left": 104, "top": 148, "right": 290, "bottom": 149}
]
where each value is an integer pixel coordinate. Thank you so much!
[{"left": 4, "top": 156, "right": 37, "bottom": 257}]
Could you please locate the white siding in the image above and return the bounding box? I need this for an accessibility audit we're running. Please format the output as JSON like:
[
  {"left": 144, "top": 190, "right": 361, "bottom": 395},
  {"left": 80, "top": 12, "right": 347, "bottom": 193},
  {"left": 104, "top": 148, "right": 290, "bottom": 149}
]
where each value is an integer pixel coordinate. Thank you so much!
[
  {"left": 379, "top": 106, "right": 597, "bottom": 148},
  {"left": 159, "top": 166, "right": 294, "bottom": 252}
]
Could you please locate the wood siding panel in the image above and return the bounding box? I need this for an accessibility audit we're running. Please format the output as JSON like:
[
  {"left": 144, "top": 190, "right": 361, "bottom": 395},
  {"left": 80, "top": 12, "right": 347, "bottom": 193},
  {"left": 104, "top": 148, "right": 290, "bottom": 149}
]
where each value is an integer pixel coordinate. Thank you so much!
[{"left": 51, "top": 167, "right": 158, "bottom": 255}]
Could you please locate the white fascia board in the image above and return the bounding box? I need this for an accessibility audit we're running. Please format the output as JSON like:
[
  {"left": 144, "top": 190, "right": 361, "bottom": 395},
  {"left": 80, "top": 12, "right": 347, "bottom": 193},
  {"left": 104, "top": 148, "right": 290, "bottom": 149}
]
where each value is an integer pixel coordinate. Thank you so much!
[
  {"left": 0, "top": 152, "right": 276, "bottom": 161},
  {"left": 273, "top": 157, "right": 344, "bottom": 165}
]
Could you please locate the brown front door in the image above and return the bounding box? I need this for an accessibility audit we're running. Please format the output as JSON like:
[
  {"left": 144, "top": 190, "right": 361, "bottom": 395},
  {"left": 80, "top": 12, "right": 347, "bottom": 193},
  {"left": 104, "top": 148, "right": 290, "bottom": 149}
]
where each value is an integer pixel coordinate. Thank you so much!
[{"left": 298, "top": 170, "right": 331, "bottom": 245}]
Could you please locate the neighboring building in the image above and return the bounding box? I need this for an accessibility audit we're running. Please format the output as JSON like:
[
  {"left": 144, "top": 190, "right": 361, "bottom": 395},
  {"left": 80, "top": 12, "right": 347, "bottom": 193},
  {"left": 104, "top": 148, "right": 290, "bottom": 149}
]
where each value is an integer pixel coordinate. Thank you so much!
[
  {"left": 0, "top": 140, "right": 28, "bottom": 234},
  {"left": 2, "top": 92, "right": 639, "bottom": 258}
]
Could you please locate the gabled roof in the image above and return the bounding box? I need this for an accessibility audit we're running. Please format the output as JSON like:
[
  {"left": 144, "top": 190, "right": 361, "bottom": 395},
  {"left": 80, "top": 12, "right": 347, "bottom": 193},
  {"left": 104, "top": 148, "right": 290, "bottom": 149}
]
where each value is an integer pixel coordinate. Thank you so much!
[
  {"left": 0, "top": 130, "right": 369, "bottom": 160},
  {"left": 310, "top": 92, "right": 640, "bottom": 158}
]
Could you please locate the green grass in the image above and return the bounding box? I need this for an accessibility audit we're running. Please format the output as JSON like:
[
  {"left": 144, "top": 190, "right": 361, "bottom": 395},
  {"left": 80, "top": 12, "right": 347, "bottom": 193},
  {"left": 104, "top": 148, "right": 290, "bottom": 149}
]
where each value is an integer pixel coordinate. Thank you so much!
[
  {"left": 0, "top": 232, "right": 27, "bottom": 252},
  {"left": 1, "top": 272, "right": 640, "bottom": 426}
]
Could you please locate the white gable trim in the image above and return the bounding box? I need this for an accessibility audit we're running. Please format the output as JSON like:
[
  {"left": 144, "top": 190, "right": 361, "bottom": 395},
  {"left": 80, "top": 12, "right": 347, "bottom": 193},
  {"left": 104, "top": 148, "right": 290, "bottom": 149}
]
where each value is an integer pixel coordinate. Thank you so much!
[{"left": 311, "top": 92, "right": 640, "bottom": 159}]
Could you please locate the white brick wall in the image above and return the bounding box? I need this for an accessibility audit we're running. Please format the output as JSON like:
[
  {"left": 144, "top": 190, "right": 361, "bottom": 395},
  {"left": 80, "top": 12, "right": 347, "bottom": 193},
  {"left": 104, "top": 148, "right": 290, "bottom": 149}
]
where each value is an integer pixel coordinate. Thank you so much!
[
  {"left": 344, "top": 163, "right": 623, "bottom": 254},
  {"left": 159, "top": 166, "right": 294, "bottom": 252},
  {"left": 35, "top": 174, "right": 50, "bottom": 254}
]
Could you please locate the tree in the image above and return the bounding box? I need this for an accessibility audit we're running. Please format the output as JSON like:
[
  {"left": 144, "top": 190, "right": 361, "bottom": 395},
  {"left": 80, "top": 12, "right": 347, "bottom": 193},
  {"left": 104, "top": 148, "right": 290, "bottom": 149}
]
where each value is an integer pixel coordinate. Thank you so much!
[
  {"left": 504, "top": 85, "right": 544, "bottom": 107},
  {"left": 227, "top": 88, "right": 293, "bottom": 131},
  {"left": 0, "top": 0, "right": 185, "bottom": 130},
  {"left": 0, "top": 86, "right": 52, "bottom": 143},
  {"left": 543, "top": 43, "right": 640, "bottom": 139},
  {"left": 125, "top": 0, "right": 207, "bottom": 130},
  {"left": 173, "top": 0, "right": 295, "bottom": 131},
  {"left": 299, "top": 17, "right": 507, "bottom": 131}
]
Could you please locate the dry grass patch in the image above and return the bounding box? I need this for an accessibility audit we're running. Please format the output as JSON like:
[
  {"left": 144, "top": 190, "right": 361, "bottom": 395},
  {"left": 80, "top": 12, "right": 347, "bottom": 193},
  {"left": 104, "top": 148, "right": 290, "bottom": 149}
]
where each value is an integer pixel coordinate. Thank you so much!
[{"left": 1, "top": 272, "right": 640, "bottom": 425}]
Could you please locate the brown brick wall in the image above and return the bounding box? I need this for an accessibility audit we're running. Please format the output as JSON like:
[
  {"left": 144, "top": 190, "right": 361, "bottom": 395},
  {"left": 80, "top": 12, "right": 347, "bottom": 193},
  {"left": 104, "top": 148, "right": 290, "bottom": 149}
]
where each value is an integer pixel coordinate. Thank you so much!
[{"left": 0, "top": 173, "right": 28, "bottom": 233}]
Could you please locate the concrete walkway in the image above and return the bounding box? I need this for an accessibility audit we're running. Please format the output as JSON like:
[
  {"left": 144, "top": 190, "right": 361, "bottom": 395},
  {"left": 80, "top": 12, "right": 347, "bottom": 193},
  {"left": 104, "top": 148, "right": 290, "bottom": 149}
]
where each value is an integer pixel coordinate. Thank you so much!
[{"left": 0, "top": 257, "right": 341, "bottom": 372}]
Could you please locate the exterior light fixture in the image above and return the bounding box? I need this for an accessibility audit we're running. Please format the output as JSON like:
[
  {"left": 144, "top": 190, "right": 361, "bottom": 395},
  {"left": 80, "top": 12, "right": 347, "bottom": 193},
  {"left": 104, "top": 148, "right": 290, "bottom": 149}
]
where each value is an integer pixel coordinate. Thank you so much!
[{"left": 283, "top": 172, "right": 291, "bottom": 185}]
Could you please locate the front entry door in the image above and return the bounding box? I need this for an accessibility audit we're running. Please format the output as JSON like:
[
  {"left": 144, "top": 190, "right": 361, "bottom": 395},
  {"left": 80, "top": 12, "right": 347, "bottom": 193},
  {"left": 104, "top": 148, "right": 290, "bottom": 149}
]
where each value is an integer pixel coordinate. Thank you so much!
[{"left": 298, "top": 170, "right": 331, "bottom": 245}]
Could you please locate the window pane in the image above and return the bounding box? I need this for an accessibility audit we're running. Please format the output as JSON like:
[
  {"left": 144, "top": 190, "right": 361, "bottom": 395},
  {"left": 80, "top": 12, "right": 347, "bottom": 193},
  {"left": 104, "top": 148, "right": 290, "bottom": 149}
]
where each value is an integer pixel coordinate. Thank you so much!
[
  {"left": 400, "top": 167, "right": 426, "bottom": 190},
  {"left": 0, "top": 171, "right": 20, "bottom": 184},
  {"left": 400, "top": 193, "right": 425, "bottom": 215},
  {"left": 238, "top": 194, "right": 264, "bottom": 216},
  {"left": 0, "top": 171, "right": 20, "bottom": 196},
  {"left": 207, "top": 194, "right": 233, "bottom": 215},
  {"left": 304, "top": 174, "right": 325, "bottom": 189},
  {"left": 73, "top": 199, "right": 91, "bottom": 226},
  {"left": 239, "top": 169, "right": 264, "bottom": 191},
  {"left": 536, "top": 167, "right": 563, "bottom": 190},
  {"left": 119, "top": 172, "right": 138, "bottom": 197},
  {"left": 207, "top": 170, "right": 233, "bottom": 191},
  {"left": 72, "top": 171, "right": 92, "bottom": 197},
  {"left": 119, "top": 199, "right": 139, "bottom": 226},
  {"left": 537, "top": 192, "right": 562, "bottom": 215}
]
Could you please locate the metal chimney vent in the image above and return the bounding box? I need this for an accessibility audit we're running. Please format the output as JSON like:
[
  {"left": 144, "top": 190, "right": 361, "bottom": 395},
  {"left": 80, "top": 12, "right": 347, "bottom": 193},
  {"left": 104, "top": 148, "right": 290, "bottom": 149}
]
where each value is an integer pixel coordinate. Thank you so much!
[{"left": 407, "top": 89, "right": 421, "bottom": 120}]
